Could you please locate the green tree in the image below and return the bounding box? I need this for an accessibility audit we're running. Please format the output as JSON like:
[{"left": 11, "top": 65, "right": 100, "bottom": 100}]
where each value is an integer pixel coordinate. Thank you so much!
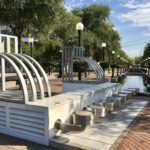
[
  {"left": 72, "top": 4, "right": 127, "bottom": 64},
  {"left": 143, "top": 43, "right": 150, "bottom": 59},
  {"left": 0, "top": 0, "right": 63, "bottom": 53}
]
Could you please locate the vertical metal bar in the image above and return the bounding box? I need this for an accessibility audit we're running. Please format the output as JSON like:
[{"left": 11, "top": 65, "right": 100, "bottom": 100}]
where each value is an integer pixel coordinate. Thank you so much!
[
  {"left": 68, "top": 48, "right": 72, "bottom": 80},
  {"left": 68, "top": 49, "right": 70, "bottom": 80},
  {"left": 66, "top": 49, "right": 69, "bottom": 81},
  {"left": 15, "top": 37, "right": 18, "bottom": 54},
  {"left": 64, "top": 48, "right": 67, "bottom": 81},
  {"left": 0, "top": 35, "right": 6, "bottom": 91},
  {"left": 7, "top": 37, "right": 10, "bottom": 53},
  {"left": 62, "top": 48, "right": 64, "bottom": 81},
  {"left": 71, "top": 48, "right": 73, "bottom": 80},
  {"left": 1, "top": 58, "right": 5, "bottom": 91}
]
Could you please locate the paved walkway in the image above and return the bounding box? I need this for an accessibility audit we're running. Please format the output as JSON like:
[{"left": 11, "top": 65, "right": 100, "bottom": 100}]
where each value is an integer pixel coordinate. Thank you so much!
[
  {"left": 112, "top": 96, "right": 150, "bottom": 150},
  {"left": 51, "top": 97, "right": 148, "bottom": 150}
]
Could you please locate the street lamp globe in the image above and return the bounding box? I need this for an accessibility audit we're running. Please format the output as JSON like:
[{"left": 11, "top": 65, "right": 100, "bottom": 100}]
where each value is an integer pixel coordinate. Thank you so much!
[
  {"left": 117, "top": 54, "right": 120, "bottom": 58},
  {"left": 148, "top": 57, "right": 150, "bottom": 60},
  {"left": 112, "top": 51, "right": 115, "bottom": 54},
  {"left": 102, "top": 43, "right": 106, "bottom": 48},
  {"left": 76, "top": 22, "right": 84, "bottom": 31}
]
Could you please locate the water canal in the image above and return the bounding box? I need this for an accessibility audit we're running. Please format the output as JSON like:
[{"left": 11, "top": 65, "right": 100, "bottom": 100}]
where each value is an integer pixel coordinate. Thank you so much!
[{"left": 120, "top": 75, "right": 147, "bottom": 93}]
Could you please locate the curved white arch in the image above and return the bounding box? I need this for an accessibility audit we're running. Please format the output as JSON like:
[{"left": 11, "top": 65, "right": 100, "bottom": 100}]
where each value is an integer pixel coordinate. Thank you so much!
[
  {"left": 74, "top": 57, "right": 101, "bottom": 82},
  {"left": 84, "top": 58, "right": 102, "bottom": 80},
  {"left": 22, "top": 54, "right": 51, "bottom": 97},
  {"left": 83, "top": 58, "right": 101, "bottom": 81},
  {"left": 0, "top": 53, "right": 29, "bottom": 103},
  {"left": 91, "top": 59, "right": 105, "bottom": 80},
  {"left": 14, "top": 54, "right": 45, "bottom": 99},
  {"left": 74, "top": 57, "right": 105, "bottom": 82},
  {"left": 5, "top": 53, "right": 37, "bottom": 100}
]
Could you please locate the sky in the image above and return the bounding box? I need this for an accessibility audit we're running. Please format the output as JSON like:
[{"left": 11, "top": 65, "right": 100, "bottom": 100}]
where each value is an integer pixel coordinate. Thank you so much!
[{"left": 65, "top": 0, "right": 150, "bottom": 58}]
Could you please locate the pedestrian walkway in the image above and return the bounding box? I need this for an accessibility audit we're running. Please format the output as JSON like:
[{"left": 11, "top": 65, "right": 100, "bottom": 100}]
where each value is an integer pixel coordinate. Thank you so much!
[
  {"left": 111, "top": 96, "right": 150, "bottom": 150},
  {"left": 50, "top": 97, "right": 148, "bottom": 150}
]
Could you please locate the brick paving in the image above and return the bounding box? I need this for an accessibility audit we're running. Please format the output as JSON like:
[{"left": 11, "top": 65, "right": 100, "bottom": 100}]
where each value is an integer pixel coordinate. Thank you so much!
[{"left": 111, "top": 96, "right": 150, "bottom": 150}]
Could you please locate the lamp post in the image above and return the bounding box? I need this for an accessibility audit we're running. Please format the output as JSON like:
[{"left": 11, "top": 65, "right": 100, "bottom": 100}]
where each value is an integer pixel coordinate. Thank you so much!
[
  {"left": 120, "top": 57, "right": 123, "bottom": 74},
  {"left": 102, "top": 43, "right": 106, "bottom": 62},
  {"left": 117, "top": 55, "right": 120, "bottom": 76},
  {"left": 76, "top": 23, "right": 84, "bottom": 80},
  {"left": 111, "top": 50, "right": 115, "bottom": 78},
  {"left": 28, "top": 35, "right": 34, "bottom": 57},
  {"left": 76, "top": 22, "right": 84, "bottom": 47},
  {"left": 148, "top": 57, "right": 150, "bottom": 75},
  {"left": 58, "top": 50, "right": 62, "bottom": 78}
]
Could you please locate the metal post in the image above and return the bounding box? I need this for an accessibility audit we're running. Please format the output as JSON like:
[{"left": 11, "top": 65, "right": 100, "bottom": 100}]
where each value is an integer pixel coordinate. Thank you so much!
[
  {"left": 58, "top": 50, "right": 62, "bottom": 78},
  {"left": 78, "top": 30, "right": 81, "bottom": 47},
  {"left": 103, "top": 47, "right": 104, "bottom": 62},
  {"left": 78, "top": 30, "right": 81, "bottom": 80},
  {"left": 0, "top": 35, "right": 5, "bottom": 91},
  {"left": 30, "top": 42, "right": 33, "bottom": 57},
  {"left": 117, "top": 67, "right": 119, "bottom": 76},
  {"left": 111, "top": 54, "right": 115, "bottom": 78}
]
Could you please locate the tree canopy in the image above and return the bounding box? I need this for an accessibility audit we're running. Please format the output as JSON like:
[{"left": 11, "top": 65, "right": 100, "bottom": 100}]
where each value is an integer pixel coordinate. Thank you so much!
[
  {"left": 0, "top": 0, "right": 63, "bottom": 53},
  {"left": 72, "top": 4, "right": 127, "bottom": 63},
  {"left": 143, "top": 43, "right": 150, "bottom": 59},
  {"left": 0, "top": 2, "right": 130, "bottom": 70}
]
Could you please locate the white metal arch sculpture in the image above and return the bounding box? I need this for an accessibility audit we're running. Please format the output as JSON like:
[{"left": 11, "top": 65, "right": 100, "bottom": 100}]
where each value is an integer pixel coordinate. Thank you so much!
[
  {"left": 14, "top": 54, "right": 45, "bottom": 99},
  {"left": 90, "top": 59, "right": 105, "bottom": 80},
  {"left": 22, "top": 54, "right": 51, "bottom": 97},
  {"left": 0, "top": 53, "right": 29, "bottom": 103},
  {"left": 74, "top": 57, "right": 105, "bottom": 83},
  {"left": 5, "top": 53, "right": 37, "bottom": 100},
  {"left": 62, "top": 46, "right": 106, "bottom": 83}
]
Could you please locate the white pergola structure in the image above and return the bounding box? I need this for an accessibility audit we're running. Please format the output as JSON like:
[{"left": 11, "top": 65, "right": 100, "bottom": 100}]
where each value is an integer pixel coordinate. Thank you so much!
[{"left": 0, "top": 34, "right": 51, "bottom": 103}]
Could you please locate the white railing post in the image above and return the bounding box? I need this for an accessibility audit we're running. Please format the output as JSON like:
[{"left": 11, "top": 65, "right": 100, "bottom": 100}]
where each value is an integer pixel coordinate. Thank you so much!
[
  {"left": 0, "top": 35, "right": 6, "bottom": 91},
  {"left": 0, "top": 34, "right": 19, "bottom": 91},
  {"left": 7, "top": 36, "right": 11, "bottom": 53},
  {"left": 14, "top": 36, "right": 18, "bottom": 54}
]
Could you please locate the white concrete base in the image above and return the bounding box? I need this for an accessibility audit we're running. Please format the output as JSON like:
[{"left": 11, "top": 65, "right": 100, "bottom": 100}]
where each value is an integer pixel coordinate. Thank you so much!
[
  {"left": 62, "top": 82, "right": 95, "bottom": 93},
  {"left": 0, "top": 101, "right": 49, "bottom": 145},
  {"left": 0, "top": 82, "right": 121, "bottom": 145}
]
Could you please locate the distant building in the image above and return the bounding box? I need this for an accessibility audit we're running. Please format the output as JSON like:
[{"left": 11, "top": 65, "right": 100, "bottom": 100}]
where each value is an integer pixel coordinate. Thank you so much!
[{"left": 0, "top": 25, "right": 10, "bottom": 34}]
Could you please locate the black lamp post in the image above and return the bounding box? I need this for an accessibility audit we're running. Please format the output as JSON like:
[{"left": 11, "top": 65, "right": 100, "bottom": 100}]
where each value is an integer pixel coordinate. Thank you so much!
[
  {"left": 148, "top": 57, "right": 150, "bottom": 75},
  {"left": 76, "top": 22, "right": 84, "bottom": 80},
  {"left": 111, "top": 50, "right": 115, "bottom": 78},
  {"left": 120, "top": 57, "right": 123, "bottom": 74},
  {"left": 117, "top": 54, "right": 120, "bottom": 76},
  {"left": 102, "top": 43, "right": 106, "bottom": 62},
  {"left": 76, "top": 22, "right": 84, "bottom": 47},
  {"left": 28, "top": 34, "right": 34, "bottom": 57},
  {"left": 58, "top": 50, "right": 62, "bottom": 78}
]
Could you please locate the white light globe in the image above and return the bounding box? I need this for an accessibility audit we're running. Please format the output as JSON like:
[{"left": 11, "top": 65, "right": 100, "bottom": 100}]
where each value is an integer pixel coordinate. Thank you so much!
[
  {"left": 102, "top": 43, "right": 106, "bottom": 47},
  {"left": 112, "top": 51, "right": 115, "bottom": 54},
  {"left": 76, "top": 22, "right": 84, "bottom": 31}
]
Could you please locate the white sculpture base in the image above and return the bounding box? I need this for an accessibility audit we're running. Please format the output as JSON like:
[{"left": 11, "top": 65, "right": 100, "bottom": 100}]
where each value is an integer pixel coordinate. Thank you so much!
[{"left": 0, "top": 82, "right": 121, "bottom": 145}]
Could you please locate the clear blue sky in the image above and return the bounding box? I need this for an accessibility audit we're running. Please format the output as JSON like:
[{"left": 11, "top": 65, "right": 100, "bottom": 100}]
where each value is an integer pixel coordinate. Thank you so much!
[{"left": 65, "top": 0, "right": 150, "bottom": 58}]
